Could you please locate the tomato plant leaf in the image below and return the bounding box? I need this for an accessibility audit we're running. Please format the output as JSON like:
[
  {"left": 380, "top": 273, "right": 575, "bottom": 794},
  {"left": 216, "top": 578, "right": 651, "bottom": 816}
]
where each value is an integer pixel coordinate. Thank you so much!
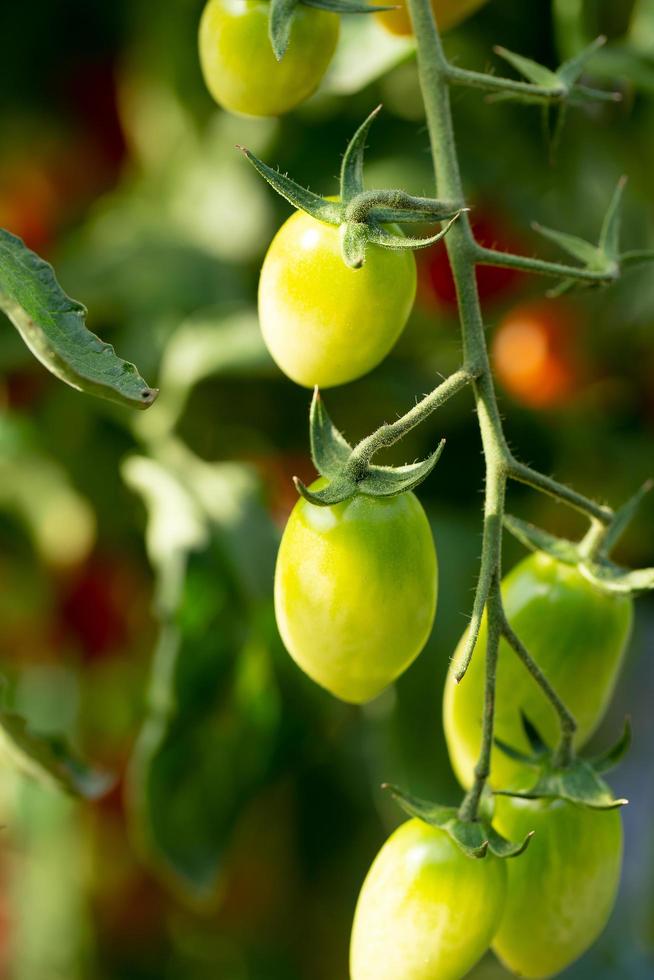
[
  {"left": 0, "top": 705, "right": 113, "bottom": 799},
  {"left": 309, "top": 388, "right": 353, "bottom": 479},
  {"left": 0, "top": 229, "right": 157, "bottom": 409},
  {"left": 503, "top": 515, "right": 581, "bottom": 565}
]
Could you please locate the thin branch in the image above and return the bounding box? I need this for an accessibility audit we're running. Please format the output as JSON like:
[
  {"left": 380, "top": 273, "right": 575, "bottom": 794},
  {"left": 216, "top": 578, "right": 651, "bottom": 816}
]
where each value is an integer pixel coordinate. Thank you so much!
[
  {"left": 445, "top": 64, "right": 565, "bottom": 102},
  {"left": 508, "top": 458, "right": 614, "bottom": 525},
  {"left": 475, "top": 245, "right": 617, "bottom": 285}
]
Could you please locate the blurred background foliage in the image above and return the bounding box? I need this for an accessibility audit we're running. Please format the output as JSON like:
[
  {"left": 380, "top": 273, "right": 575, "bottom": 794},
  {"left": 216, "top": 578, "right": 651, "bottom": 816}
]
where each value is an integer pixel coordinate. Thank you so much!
[{"left": 0, "top": 0, "right": 653, "bottom": 977}]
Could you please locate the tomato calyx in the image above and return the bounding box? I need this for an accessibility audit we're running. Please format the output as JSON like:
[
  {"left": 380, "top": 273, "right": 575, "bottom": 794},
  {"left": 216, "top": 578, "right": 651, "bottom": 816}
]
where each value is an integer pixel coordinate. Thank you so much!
[
  {"left": 495, "top": 714, "right": 630, "bottom": 811},
  {"left": 239, "top": 106, "right": 467, "bottom": 269},
  {"left": 504, "top": 478, "right": 654, "bottom": 597},
  {"left": 268, "top": 0, "right": 393, "bottom": 61},
  {"left": 293, "top": 388, "right": 445, "bottom": 506},
  {"left": 383, "top": 784, "right": 533, "bottom": 860}
]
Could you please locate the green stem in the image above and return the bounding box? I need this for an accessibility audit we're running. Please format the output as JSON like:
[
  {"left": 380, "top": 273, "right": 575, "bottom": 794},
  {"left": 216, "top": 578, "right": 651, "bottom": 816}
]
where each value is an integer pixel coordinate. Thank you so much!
[
  {"left": 346, "top": 367, "right": 476, "bottom": 475},
  {"left": 508, "top": 457, "right": 613, "bottom": 524},
  {"left": 445, "top": 63, "right": 565, "bottom": 101},
  {"left": 476, "top": 245, "right": 618, "bottom": 285},
  {"left": 406, "top": 0, "right": 511, "bottom": 820},
  {"left": 501, "top": 617, "right": 577, "bottom": 768}
]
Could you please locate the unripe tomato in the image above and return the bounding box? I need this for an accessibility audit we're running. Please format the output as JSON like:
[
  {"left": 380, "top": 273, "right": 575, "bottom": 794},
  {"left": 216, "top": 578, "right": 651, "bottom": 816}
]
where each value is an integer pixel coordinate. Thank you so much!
[
  {"left": 443, "top": 552, "right": 633, "bottom": 789},
  {"left": 350, "top": 818, "right": 506, "bottom": 980},
  {"left": 492, "top": 796, "right": 623, "bottom": 978},
  {"left": 492, "top": 300, "right": 581, "bottom": 409},
  {"left": 198, "top": 0, "right": 339, "bottom": 117},
  {"left": 377, "top": 0, "right": 488, "bottom": 38},
  {"left": 275, "top": 483, "right": 437, "bottom": 703},
  {"left": 259, "top": 210, "right": 417, "bottom": 387}
]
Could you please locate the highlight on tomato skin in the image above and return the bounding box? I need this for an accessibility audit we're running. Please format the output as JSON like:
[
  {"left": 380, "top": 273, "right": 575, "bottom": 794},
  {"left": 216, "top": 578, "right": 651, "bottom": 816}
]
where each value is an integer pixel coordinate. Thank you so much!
[{"left": 491, "top": 299, "right": 583, "bottom": 409}]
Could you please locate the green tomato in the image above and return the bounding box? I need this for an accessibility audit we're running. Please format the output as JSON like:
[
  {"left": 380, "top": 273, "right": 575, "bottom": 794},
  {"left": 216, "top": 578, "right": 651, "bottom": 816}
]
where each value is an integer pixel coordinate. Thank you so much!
[
  {"left": 198, "top": 0, "right": 339, "bottom": 118},
  {"left": 443, "top": 552, "right": 633, "bottom": 788},
  {"left": 275, "top": 483, "right": 437, "bottom": 703},
  {"left": 350, "top": 818, "right": 507, "bottom": 980},
  {"left": 492, "top": 795, "right": 623, "bottom": 978},
  {"left": 258, "top": 210, "right": 417, "bottom": 388}
]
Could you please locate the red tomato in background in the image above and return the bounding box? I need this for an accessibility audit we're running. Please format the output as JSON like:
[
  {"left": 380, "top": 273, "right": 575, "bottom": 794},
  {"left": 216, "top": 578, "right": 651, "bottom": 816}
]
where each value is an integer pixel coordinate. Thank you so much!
[
  {"left": 55, "top": 554, "right": 148, "bottom": 662},
  {"left": 419, "top": 210, "right": 524, "bottom": 309},
  {"left": 492, "top": 299, "right": 582, "bottom": 409}
]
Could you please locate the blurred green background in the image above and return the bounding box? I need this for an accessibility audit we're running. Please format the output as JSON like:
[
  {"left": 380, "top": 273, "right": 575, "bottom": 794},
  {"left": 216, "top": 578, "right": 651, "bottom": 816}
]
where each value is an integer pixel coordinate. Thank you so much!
[{"left": 0, "top": 0, "right": 653, "bottom": 977}]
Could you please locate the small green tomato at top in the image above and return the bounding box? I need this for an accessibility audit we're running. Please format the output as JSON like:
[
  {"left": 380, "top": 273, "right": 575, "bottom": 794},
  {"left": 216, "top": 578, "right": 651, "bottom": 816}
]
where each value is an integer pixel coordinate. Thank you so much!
[
  {"left": 275, "top": 481, "right": 437, "bottom": 703},
  {"left": 350, "top": 818, "right": 507, "bottom": 980},
  {"left": 492, "top": 795, "right": 623, "bottom": 978},
  {"left": 258, "top": 210, "right": 417, "bottom": 387},
  {"left": 198, "top": 0, "right": 339, "bottom": 117}
]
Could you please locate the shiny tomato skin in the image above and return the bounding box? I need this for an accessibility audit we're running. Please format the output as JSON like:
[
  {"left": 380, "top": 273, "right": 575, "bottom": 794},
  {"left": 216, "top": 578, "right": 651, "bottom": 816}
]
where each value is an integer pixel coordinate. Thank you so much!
[
  {"left": 275, "top": 483, "right": 437, "bottom": 703},
  {"left": 350, "top": 818, "right": 506, "bottom": 980},
  {"left": 258, "top": 210, "right": 417, "bottom": 388},
  {"left": 443, "top": 552, "right": 633, "bottom": 789},
  {"left": 377, "top": 0, "right": 488, "bottom": 37},
  {"left": 492, "top": 796, "right": 623, "bottom": 978},
  {"left": 199, "top": 0, "right": 339, "bottom": 117}
]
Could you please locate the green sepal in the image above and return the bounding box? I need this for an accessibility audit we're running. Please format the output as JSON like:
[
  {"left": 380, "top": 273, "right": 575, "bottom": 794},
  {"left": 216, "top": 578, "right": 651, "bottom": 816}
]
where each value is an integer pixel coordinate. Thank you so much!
[
  {"left": 367, "top": 211, "right": 465, "bottom": 251},
  {"left": 0, "top": 703, "right": 114, "bottom": 799},
  {"left": 531, "top": 222, "right": 607, "bottom": 269},
  {"left": 268, "top": 0, "right": 299, "bottom": 61},
  {"left": 237, "top": 147, "right": 342, "bottom": 225},
  {"left": 0, "top": 228, "right": 157, "bottom": 409},
  {"left": 579, "top": 558, "right": 654, "bottom": 596},
  {"left": 493, "top": 46, "right": 563, "bottom": 91},
  {"left": 599, "top": 175, "right": 627, "bottom": 261},
  {"left": 503, "top": 514, "right": 581, "bottom": 566},
  {"left": 294, "top": 472, "right": 357, "bottom": 506},
  {"left": 383, "top": 785, "right": 533, "bottom": 860},
  {"left": 341, "top": 222, "right": 369, "bottom": 269},
  {"left": 600, "top": 479, "right": 653, "bottom": 557},
  {"left": 358, "top": 443, "right": 446, "bottom": 497},
  {"left": 340, "top": 105, "right": 382, "bottom": 203},
  {"left": 590, "top": 719, "right": 632, "bottom": 774},
  {"left": 495, "top": 717, "right": 629, "bottom": 810},
  {"left": 556, "top": 35, "right": 607, "bottom": 90},
  {"left": 309, "top": 387, "right": 352, "bottom": 479}
]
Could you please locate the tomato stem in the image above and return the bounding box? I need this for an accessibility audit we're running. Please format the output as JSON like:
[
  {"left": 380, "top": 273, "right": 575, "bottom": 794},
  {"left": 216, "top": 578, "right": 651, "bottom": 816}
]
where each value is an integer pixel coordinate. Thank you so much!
[
  {"left": 405, "top": 0, "right": 608, "bottom": 821},
  {"left": 475, "top": 245, "right": 619, "bottom": 286}
]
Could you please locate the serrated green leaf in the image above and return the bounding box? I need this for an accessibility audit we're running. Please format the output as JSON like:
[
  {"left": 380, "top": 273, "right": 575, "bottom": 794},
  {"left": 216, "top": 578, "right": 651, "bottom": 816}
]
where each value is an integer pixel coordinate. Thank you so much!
[
  {"left": 0, "top": 707, "right": 113, "bottom": 799},
  {"left": 503, "top": 515, "right": 581, "bottom": 565},
  {"left": 339, "top": 105, "right": 381, "bottom": 203},
  {"left": 269, "top": 0, "right": 298, "bottom": 61},
  {"left": 358, "top": 441, "right": 445, "bottom": 496},
  {"left": 557, "top": 35, "right": 607, "bottom": 89},
  {"left": 238, "top": 148, "right": 341, "bottom": 224},
  {"left": 494, "top": 46, "right": 563, "bottom": 89},
  {"left": 599, "top": 176, "right": 627, "bottom": 261},
  {"left": 0, "top": 229, "right": 157, "bottom": 408},
  {"left": 309, "top": 389, "right": 352, "bottom": 479},
  {"left": 531, "top": 222, "right": 605, "bottom": 267}
]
